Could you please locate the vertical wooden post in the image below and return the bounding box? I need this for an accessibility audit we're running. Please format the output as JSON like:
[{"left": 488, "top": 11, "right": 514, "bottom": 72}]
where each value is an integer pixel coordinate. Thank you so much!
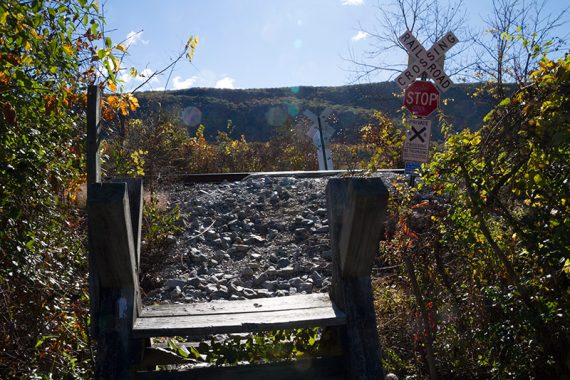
[
  {"left": 326, "top": 177, "right": 388, "bottom": 380},
  {"left": 87, "top": 85, "right": 101, "bottom": 191},
  {"left": 87, "top": 85, "right": 102, "bottom": 338},
  {"left": 88, "top": 182, "right": 142, "bottom": 379},
  {"left": 112, "top": 177, "right": 144, "bottom": 273}
]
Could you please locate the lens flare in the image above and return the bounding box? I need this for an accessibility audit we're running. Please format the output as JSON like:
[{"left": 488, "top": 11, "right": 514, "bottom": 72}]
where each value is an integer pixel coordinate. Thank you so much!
[
  {"left": 266, "top": 106, "right": 288, "bottom": 126},
  {"left": 181, "top": 106, "right": 202, "bottom": 127}
]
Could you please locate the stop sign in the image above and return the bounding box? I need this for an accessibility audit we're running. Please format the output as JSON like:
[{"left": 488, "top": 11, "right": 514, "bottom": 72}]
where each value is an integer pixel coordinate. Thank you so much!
[{"left": 403, "top": 81, "right": 440, "bottom": 117}]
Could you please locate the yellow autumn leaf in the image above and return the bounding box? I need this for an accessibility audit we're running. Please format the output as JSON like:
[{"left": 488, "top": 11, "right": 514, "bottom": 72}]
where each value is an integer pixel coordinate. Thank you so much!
[
  {"left": 563, "top": 259, "right": 570, "bottom": 275},
  {"left": 118, "top": 99, "right": 128, "bottom": 116},
  {"left": 62, "top": 44, "right": 74, "bottom": 55},
  {"left": 30, "top": 28, "right": 40, "bottom": 39},
  {"left": 126, "top": 93, "right": 139, "bottom": 111},
  {"left": 107, "top": 81, "right": 117, "bottom": 93},
  {"left": 107, "top": 95, "right": 119, "bottom": 108}
]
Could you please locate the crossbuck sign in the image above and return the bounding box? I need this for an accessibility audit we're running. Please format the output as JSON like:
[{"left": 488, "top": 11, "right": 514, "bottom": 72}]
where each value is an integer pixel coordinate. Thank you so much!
[{"left": 395, "top": 30, "right": 458, "bottom": 93}]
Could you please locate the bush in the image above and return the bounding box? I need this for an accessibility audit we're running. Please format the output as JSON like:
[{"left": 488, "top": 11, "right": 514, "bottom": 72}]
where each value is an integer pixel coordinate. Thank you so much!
[{"left": 374, "top": 54, "right": 570, "bottom": 379}]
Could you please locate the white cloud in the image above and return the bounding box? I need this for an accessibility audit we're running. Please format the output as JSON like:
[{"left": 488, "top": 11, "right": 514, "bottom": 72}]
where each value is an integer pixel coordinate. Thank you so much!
[
  {"left": 125, "top": 30, "right": 149, "bottom": 46},
  {"left": 341, "top": 0, "right": 364, "bottom": 5},
  {"left": 120, "top": 68, "right": 158, "bottom": 84},
  {"left": 352, "top": 31, "right": 369, "bottom": 41},
  {"left": 138, "top": 68, "right": 159, "bottom": 83},
  {"left": 215, "top": 76, "right": 236, "bottom": 89},
  {"left": 172, "top": 75, "right": 198, "bottom": 90},
  {"left": 118, "top": 70, "right": 132, "bottom": 84}
]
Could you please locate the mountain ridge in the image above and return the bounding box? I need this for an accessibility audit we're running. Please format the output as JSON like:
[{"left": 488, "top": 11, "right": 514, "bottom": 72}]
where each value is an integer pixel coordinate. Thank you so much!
[{"left": 135, "top": 81, "right": 496, "bottom": 142}]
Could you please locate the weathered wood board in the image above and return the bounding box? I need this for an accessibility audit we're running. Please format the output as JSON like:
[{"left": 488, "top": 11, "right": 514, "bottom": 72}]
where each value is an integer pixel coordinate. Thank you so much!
[
  {"left": 135, "top": 356, "right": 345, "bottom": 380},
  {"left": 133, "top": 294, "right": 346, "bottom": 338},
  {"left": 140, "top": 293, "right": 334, "bottom": 317}
]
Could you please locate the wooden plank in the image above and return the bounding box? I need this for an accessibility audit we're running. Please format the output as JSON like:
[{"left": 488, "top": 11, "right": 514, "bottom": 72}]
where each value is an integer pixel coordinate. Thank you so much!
[
  {"left": 140, "top": 293, "right": 334, "bottom": 318},
  {"left": 142, "top": 329, "right": 343, "bottom": 367},
  {"left": 138, "top": 347, "right": 192, "bottom": 367},
  {"left": 88, "top": 182, "right": 138, "bottom": 289},
  {"left": 176, "top": 169, "right": 404, "bottom": 184},
  {"left": 112, "top": 177, "right": 143, "bottom": 271},
  {"left": 135, "top": 356, "right": 345, "bottom": 380},
  {"left": 133, "top": 306, "right": 346, "bottom": 338},
  {"left": 338, "top": 177, "right": 388, "bottom": 277},
  {"left": 326, "top": 178, "right": 350, "bottom": 309}
]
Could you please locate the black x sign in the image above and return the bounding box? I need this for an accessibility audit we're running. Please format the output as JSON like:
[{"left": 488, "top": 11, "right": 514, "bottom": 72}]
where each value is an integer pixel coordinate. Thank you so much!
[{"left": 410, "top": 126, "right": 426, "bottom": 142}]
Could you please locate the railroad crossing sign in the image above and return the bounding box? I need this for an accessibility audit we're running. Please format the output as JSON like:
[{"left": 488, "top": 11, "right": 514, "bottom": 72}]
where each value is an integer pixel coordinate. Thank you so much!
[
  {"left": 395, "top": 30, "right": 458, "bottom": 93},
  {"left": 402, "top": 118, "right": 432, "bottom": 163},
  {"left": 404, "top": 81, "right": 439, "bottom": 117},
  {"left": 303, "top": 109, "right": 335, "bottom": 170}
]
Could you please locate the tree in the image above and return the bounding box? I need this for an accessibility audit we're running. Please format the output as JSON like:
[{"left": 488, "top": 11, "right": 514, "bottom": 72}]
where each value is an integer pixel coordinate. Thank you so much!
[
  {"left": 0, "top": 1, "right": 136, "bottom": 377},
  {"left": 473, "top": 0, "right": 569, "bottom": 97},
  {"left": 422, "top": 53, "right": 570, "bottom": 378},
  {"left": 346, "top": 0, "right": 474, "bottom": 83}
]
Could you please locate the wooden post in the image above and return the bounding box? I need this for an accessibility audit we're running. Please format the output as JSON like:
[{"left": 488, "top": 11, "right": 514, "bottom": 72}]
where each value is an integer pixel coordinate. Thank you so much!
[
  {"left": 326, "top": 177, "right": 388, "bottom": 380},
  {"left": 112, "top": 177, "right": 144, "bottom": 272},
  {"left": 87, "top": 85, "right": 102, "bottom": 338},
  {"left": 88, "top": 182, "right": 142, "bottom": 379},
  {"left": 338, "top": 179, "right": 389, "bottom": 277},
  {"left": 87, "top": 85, "right": 101, "bottom": 190}
]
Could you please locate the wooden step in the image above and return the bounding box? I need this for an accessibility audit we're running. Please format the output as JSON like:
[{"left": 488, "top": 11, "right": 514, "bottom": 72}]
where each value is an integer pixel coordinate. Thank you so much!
[
  {"left": 135, "top": 356, "right": 345, "bottom": 380},
  {"left": 133, "top": 293, "right": 346, "bottom": 338}
]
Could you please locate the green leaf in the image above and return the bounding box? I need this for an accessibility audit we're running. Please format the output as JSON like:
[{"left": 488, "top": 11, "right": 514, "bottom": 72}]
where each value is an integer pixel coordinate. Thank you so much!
[
  {"left": 177, "top": 344, "right": 190, "bottom": 358},
  {"left": 499, "top": 98, "right": 511, "bottom": 107},
  {"left": 35, "top": 335, "right": 57, "bottom": 348},
  {"left": 91, "top": 22, "right": 98, "bottom": 35}
]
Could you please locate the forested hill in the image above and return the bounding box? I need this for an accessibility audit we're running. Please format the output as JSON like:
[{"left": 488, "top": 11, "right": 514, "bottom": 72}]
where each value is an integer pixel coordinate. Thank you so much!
[{"left": 135, "top": 81, "right": 496, "bottom": 142}]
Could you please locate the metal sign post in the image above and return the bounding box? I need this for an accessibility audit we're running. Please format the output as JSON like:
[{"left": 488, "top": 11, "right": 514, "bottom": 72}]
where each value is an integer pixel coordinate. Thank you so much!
[
  {"left": 302, "top": 108, "right": 335, "bottom": 171},
  {"left": 395, "top": 30, "right": 458, "bottom": 186},
  {"left": 317, "top": 115, "right": 328, "bottom": 170}
]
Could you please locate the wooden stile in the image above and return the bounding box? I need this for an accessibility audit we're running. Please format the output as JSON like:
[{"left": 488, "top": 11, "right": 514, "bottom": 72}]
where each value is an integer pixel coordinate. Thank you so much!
[
  {"left": 84, "top": 82, "right": 388, "bottom": 380},
  {"left": 86, "top": 175, "right": 389, "bottom": 379}
]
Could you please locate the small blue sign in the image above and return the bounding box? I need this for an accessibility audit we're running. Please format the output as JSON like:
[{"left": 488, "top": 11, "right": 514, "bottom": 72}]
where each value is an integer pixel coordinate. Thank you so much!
[{"left": 405, "top": 161, "right": 421, "bottom": 175}]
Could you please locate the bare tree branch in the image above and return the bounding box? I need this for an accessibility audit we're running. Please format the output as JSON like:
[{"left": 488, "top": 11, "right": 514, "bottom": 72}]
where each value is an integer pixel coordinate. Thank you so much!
[{"left": 344, "top": 0, "right": 474, "bottom": 84}]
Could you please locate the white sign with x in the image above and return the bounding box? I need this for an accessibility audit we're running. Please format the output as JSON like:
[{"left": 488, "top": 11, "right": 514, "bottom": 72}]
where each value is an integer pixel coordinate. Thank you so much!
[
  {"left": 395, "top": 30, "right": 458, "bottom": 93},
  {"left": 402, "top": 118, "right": 432, "bottom": 163}
]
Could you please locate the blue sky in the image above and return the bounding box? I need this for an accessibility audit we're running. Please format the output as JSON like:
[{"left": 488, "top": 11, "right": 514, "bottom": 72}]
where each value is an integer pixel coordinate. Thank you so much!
[{"left": 103, "top": 0, "right": 569, "bottom": 91}]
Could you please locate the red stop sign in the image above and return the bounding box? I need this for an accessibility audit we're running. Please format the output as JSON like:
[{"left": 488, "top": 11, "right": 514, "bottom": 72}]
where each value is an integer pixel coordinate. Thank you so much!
[{"left": 403, "top": 81, "right": 440, "bottom": 117}]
